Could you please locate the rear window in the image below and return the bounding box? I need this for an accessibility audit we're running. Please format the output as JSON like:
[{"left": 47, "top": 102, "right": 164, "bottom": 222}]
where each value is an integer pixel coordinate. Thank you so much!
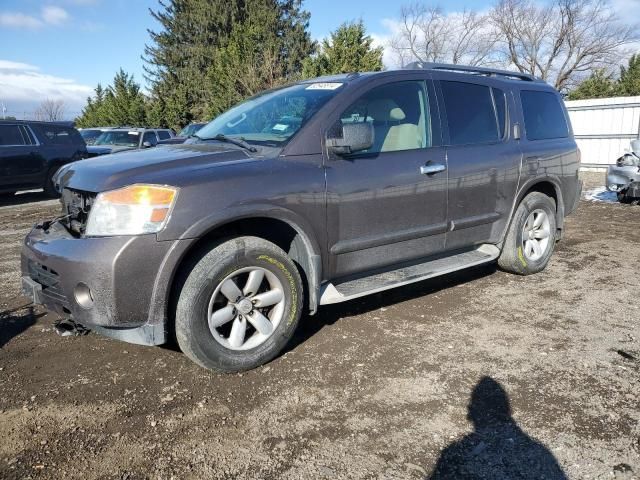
[
  {"left": 520, "top": 90, "right": 569, "bottom": 141},
  {"left": 39, "top": 125, "right": 81, "bottom": 145},
  {"left": 0, "top": 125, "right": 27, "bottom": 146},
  {"left": 441, "top": 81, "right": 500, "bottom": 146}
]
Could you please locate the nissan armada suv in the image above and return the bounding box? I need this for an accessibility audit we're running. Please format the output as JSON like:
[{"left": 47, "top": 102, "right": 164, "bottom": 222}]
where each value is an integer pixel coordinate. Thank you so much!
[{"left": 21, "top": 63, "right": 582, "bottom": 372}]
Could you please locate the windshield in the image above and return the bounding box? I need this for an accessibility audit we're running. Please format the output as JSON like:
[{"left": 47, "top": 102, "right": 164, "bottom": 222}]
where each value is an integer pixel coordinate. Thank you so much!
[
  {"left": 195, "top": 82, "right": 343, "bottom": 147},
  {"left": 179, "top": 123, "right": 205, "bottom": 137},
  {"left": 94, "top": 131, "right": 140, "bottom": 147}
]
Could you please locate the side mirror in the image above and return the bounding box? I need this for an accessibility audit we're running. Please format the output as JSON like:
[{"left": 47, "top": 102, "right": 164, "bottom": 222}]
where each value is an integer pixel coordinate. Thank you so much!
[
  {"left": 327, "top": 122, "right": 374, "bottom": 155},
  {"left": 142, "top": 141, "right": 153, "bottom": 148}
]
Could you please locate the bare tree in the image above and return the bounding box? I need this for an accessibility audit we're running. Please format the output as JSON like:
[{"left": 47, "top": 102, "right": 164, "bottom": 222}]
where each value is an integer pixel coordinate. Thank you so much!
[
  {"left": 389, "top": 3, "right": 499, "bottom": 67},
  {"left": 34, "top": 99, "right": 66, "bottom": 122},
  {"left": 491, "top": 0, "right": 638, "bottom": 91}
]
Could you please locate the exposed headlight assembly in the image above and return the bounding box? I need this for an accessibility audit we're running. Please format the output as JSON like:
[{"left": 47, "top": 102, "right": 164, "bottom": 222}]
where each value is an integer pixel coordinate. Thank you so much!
[
  {"left": 85, "top": 184, "right": 178, "bottom": 236},
  {"left": 617, "top": 153, "right": 640, "bottom": 167}
]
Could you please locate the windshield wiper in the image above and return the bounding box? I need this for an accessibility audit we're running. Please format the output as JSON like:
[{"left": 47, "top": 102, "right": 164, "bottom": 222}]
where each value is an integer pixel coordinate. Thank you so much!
[{"left": 193, "top": 133, "right": 257, "bottom": 152}]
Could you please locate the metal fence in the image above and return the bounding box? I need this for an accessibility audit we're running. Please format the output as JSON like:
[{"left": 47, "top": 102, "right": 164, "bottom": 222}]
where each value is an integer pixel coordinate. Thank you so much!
[{"left": 565, "top": 96, "right": 640, "bottom": 170}]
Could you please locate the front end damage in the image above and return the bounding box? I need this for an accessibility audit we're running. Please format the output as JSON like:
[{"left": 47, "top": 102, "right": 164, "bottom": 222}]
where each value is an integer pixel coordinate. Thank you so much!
[{"left": 20, "top": 187, "right": 185, "bottom": 346}]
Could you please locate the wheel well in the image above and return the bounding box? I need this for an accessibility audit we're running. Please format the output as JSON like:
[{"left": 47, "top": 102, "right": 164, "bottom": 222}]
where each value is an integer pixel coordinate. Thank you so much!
[
  {"left": 519, "top": 180, "right": 564, "bottom": 232},
  {"left": 167, "top": 217, "right": 316, "bottom": 337},
  {"left": 522, "top": 181, "right": 558, "bottom": 209}
]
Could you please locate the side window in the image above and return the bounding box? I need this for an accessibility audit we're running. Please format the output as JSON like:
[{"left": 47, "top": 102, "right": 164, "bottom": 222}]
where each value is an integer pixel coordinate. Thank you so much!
[
  {"left": 492, "top": 87, "right": 507, "bottom": 139},
  {"left": 143, "top": 131, "right": 158, "bottom": 145},
  {"left": 336, "top": 80, "right": 431, "bottom": 154},
  {"left": 39, "top": 126, "right": 73, "bottom": 145},
  {"left": 520, "top": 90, "right": 569, "bottom": 141},
  {"left": 0, "top": 125, "right": 27, "bottom": 146},
  {"left": 441, "top": 81, "right": 499, "bottom": 146},
  {"left": 157, "top": 130, "right": 171, "bottom": 140}
]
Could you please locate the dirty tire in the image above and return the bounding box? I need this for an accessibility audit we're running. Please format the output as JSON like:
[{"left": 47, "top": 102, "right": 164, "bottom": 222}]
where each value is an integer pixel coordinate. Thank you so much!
[
  {"left": 43, "top": 167, "right": 60, "bottom": 198},
  {"left": 498, "top": 192, "right": 557, "bottom": 275},
  {"left": 617, "top": 190, "right": 633, "bottom": 204},
  {"left": 175, "top": 236, "right": 303, "bottom": 373}
]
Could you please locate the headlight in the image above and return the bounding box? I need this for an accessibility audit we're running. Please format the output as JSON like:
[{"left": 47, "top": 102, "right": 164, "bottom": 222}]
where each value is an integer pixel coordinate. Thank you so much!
[
  {"left": 85, "top": 184, "right": 178, "bottom": 236},
  {"left": 617, "top": 154, "right": 639, "bottom": 167}
]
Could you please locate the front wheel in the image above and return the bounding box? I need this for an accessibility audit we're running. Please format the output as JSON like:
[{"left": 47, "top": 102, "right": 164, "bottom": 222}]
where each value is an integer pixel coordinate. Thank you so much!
[
  {"left": 175, "top": 236, "right": 303, "bottom": 372},
  {"left": 498, "top": 192, "right": 557, "bottom": 275}
]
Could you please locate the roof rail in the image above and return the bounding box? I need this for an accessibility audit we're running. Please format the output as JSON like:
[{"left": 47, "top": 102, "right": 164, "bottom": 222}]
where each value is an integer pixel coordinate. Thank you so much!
[{"left": 403, "top": 61, "right": 539, "bottom": 82}]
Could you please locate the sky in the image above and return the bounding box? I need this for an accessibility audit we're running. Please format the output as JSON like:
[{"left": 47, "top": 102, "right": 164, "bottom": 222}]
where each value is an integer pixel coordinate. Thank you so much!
[{"left": 0, "top": 0, "right": 638, "bottom": 119}]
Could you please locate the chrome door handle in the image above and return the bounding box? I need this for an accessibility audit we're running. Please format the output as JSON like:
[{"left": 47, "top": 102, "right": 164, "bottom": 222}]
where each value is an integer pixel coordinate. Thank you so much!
[{"left": 420, "top": 163, "right": 446, "bottom": 175}]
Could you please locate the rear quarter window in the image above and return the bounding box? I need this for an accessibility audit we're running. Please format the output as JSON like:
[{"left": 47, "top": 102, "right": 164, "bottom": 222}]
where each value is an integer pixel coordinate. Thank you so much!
[
  {"left": 0, "top": 124, "right": 27, "bottom": 146},
  {"left": 520, "top": 90, "right": 569, "bottom": 141}
]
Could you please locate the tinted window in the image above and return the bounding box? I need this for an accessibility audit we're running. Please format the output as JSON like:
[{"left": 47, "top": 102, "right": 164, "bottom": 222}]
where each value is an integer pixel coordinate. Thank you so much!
[
  {"left": 492, "top": 87, "right": 507, "bottom": 139},
  {"left": 143, "top": 131, "right": 158, "bottom": 145},
  {"left": 0, "top": 125, "right": 26, "bottom": 146},
  {"left": 335, "top": 80, "right": 431, "bottom": 154},
  {"left": 441, "top": 81, "right": 499, "bottom": 145},
  {"left": 521, "top": 90, "right": 569, "bottom": 140},
  {"left": 157, "top": 130, "right": 171, "bottom": 140},
  {"left": 40, "top": 126, "right": 77, "bottom": 145}
]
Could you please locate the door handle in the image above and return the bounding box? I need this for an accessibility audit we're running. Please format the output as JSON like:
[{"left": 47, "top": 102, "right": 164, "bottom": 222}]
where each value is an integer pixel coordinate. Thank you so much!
[{"left": 420, "top": 163, "right": 446, "bottom": 175}]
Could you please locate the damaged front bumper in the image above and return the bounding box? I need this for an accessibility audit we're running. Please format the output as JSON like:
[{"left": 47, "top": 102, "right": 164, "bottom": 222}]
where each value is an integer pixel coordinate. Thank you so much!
[
  {"left": 606, "top": 164, "right": 640, "bottom": 193},
  {"left": 21, "top": 221, "right": 188, "bottom": 346}
]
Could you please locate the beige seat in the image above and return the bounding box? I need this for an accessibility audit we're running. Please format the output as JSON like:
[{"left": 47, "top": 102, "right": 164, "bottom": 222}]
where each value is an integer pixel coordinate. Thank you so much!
[{"left": 367, "top": 99, "right": 423, "bottom": 152}]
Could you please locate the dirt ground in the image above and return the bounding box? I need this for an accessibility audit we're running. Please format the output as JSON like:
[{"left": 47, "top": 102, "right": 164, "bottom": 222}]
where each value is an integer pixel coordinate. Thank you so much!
[{"left": 0, "top": 173, "right": 638, "bottom": 479}]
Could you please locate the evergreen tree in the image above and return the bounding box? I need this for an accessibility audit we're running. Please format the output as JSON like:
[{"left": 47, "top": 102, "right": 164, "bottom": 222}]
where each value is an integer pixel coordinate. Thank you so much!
[
  {"left": 302, "top": 20, "right": 384, "bottom": 78},
  {"left": 144, "top": 0, "right": 313, "bottom": 127},
  {"left": 567, "top": 69, "right": 617, "bottom": 100},
  {"left": 617, "top": 54, "right": 640, "bottom": 96},
  {"left": 75, "top": 71, "right": 147, "bottom": 127}
]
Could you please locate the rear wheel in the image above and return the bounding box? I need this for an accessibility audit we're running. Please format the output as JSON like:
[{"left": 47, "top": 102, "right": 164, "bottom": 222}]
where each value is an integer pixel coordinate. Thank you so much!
[
  {"left": 498, "top": 192, "right": 557, "bottom": 275},
  {"left": 617, "top": 190, "right": 633, "bottom": 204},
  {"left": 175, "top": 236, "right": 303, "bottom": 372}
]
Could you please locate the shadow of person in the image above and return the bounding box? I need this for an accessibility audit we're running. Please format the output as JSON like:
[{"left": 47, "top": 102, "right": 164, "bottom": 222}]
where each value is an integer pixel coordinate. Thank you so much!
[
  {"left": 428, "top": 376, "right": 567, "bottom": 480},
  {"left": 0, "top": 304, "right": 44, "bottom": 348}
]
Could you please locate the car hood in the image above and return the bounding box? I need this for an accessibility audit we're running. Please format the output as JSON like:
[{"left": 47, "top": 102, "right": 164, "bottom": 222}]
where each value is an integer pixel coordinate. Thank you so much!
[{"left": 57, "top": 143, "right": 256, "bottom": 193}]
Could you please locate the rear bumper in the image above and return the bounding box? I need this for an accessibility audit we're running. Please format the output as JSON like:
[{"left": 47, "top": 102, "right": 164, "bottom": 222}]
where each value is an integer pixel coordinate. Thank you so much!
[{"left": 21, "top": 222, "right": 190, "bottom": 345}]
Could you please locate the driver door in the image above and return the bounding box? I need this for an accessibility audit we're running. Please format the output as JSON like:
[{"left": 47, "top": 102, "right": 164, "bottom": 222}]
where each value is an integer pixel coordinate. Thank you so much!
[{"left": 324, "top": 78, "right": 448, "bottom": 279}]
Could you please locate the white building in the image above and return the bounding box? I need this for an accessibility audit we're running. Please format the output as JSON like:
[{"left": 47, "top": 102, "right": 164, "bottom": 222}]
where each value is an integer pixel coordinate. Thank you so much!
[{"left": 564, "top": 96, "right": 640, "bottom": 170}]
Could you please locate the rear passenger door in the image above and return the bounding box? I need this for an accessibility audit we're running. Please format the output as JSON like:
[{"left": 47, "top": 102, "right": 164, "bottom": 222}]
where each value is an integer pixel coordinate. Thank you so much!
[
  {"left": 0, "top": 124, "right": 42, "bottom": 189},
  {"left": 325, "top": 77, "right": 448, "bottom": 278},
  {"left": 434, "top": 75, "right": 521, "bottom": 251}
]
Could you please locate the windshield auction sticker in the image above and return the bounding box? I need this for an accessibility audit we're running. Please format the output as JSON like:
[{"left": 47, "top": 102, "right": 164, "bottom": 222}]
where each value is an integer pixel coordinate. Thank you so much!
[{"left": 305, "top": 83, "right": 343, "bottom": 90}]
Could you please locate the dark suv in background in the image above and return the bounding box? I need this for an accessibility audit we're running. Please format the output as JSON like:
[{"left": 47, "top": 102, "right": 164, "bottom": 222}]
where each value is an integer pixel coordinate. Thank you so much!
[
  {"left": 22, "top": 63, "right": 581, "bottom": 372},
  {"left": 0, "top": 120, "right": 88, "bottom": 197}
]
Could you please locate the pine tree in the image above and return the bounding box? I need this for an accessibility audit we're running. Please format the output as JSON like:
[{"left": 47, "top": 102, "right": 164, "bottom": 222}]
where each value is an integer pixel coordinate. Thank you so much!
[
  {"left": 617, "top": 54, "right": 640, "bottom": 96},
  {"left": 302, "top": 20, "right": 384, "bottom": 78},
  {"left": 144, "top": 0, "right": 314, "bottom": 127},
  {"left": 75, "top": 71, "right": 147, "bottom": 127},
  {"left": 567, "top": 69, "right": 617, "bottom": 100}
]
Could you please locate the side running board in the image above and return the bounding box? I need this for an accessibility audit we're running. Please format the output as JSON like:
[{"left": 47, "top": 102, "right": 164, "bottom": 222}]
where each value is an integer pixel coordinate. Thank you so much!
[{"left": 319, "top": 244, "right": 500, "bottom": 305}]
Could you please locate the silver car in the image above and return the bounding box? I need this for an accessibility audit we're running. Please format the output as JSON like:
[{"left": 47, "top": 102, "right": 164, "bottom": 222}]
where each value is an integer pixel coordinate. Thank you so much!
[{"left": 607, "top": 139, "right": 640, "bottom": 202}]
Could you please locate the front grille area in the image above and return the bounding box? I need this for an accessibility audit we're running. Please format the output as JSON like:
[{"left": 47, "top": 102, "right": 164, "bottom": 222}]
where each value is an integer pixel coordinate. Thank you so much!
[
  {"left": 60, "top": 188, "right": 95, "bottom": 235},
  {"left": 27, "top": 260, "right": 68, "bottom": 305}
]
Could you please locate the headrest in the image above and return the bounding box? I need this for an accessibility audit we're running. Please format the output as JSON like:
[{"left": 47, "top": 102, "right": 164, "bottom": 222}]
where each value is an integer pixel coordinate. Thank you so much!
[{"left": 368, "top": 99, "right": 406, "bottom": 122}]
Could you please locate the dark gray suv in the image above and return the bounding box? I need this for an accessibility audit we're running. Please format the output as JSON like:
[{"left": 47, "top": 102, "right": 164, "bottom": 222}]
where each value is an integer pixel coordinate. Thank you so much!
[{"left": 21, "top": 64, "right": 582, "bottom": 372}]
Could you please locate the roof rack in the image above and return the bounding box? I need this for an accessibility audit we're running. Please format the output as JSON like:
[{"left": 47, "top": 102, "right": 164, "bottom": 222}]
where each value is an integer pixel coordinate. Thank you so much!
[{"left": 403, "top": 61, "right": 539, "bottom": 82}]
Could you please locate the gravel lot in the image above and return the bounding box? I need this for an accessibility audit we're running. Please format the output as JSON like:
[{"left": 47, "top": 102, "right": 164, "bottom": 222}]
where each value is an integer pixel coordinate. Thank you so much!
[{"left": 0, "top": 173, "right": 638, "bottom": 479}]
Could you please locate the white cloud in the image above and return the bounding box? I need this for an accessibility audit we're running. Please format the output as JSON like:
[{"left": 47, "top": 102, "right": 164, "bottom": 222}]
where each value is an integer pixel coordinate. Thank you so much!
[
  {"left": 0, "top": 12, "right": 43, "bottom": 29},
  {"left": 42, "top": 6, "right": 69, "bottom": 25},
  {"left": 0, "top": 60, "right": 92, "bottom": 118},
  {"left": 0, "top": 5, "right": 71, "bottom": 29}
]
